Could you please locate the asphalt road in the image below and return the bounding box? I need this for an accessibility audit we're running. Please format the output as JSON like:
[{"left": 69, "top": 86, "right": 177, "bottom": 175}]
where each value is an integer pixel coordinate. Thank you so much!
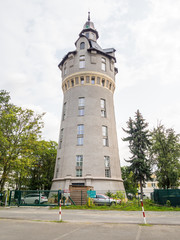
[{"left": 0, "top": 207, "right": 180, "bottom": 240}]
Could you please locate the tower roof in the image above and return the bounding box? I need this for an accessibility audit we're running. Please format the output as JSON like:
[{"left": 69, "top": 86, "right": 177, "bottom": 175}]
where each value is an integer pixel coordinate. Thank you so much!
[
  {"left": 80, "top": 12, "right": 99, "bottom": 39},
  {"left": 83, "top": 12, "right": 95, "bottom": 30}
]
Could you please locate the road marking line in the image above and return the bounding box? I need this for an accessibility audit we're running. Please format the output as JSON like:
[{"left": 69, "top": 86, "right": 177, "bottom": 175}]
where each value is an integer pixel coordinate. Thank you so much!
[{"left": 53, "top": 227, "right": 81, "bottom": 240}]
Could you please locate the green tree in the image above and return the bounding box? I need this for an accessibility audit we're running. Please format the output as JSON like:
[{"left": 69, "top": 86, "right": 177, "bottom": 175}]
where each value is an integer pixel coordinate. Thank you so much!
[
  {"left": 150, "top": 124, "right": 180, "bottom": 189},
  {"left": 0, "top": 90, "right": 44, "bottom": 191},
  {"left": 28, "top": 140, "right": 57, "bottom": 190},
  {"left": 122, "top": 110, "right": 152, "bottom": 199},
  {"left": 121, "top": 166, "right": 138, "bottom": 197}
]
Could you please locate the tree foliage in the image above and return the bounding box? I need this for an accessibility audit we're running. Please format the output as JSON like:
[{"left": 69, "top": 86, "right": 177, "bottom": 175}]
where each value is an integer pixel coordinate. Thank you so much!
[
  {"left": 121, "top": 166, "right": 138, "bottom": 197},
  {"left": 0, "top": 90, "right": 45, "bottom": 191},
  {"left": 28, "top": 140, "right": 57, "bottom": 190},
  {"left": 150, "top": 124, "right": 180, "bottom": 189},
  {"left": 122, "top": 110, "right": 152, "bottom": 199}
]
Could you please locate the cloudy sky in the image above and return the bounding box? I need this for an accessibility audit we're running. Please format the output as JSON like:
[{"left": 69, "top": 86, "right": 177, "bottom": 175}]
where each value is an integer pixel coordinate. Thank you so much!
[{"left": 1, "top": 0, "right": 180, "bottom": 166}]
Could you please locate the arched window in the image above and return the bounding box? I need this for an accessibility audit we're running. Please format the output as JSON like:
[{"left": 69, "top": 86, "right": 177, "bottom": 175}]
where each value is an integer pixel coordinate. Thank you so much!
[{"left": 80, "top": 42, "right": 85, "bottom": 49}]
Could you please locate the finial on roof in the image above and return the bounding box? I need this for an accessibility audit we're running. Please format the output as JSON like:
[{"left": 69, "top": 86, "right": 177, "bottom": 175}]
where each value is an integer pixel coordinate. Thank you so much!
[{"left": 88, "top": 11, "right": 90, "bottom": 21}]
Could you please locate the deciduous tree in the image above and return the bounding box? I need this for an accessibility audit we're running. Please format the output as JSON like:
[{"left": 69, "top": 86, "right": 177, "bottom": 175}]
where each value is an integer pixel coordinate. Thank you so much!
[
  {"left": 150, "top": 124, "right": 180, "bottom": 189},
  {"left": 0, "top": 90, "right": 44, "bottom": 191}
]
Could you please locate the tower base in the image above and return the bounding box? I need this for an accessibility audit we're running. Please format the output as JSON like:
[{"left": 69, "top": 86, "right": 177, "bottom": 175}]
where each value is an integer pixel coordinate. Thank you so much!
[{"left": 51, "top": 176, "right": 124, "bottom": 194}]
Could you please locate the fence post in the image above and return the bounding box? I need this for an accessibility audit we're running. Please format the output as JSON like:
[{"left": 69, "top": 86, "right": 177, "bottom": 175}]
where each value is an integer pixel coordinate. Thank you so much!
[
  {"left": 81, "top": 190, "right": 82, "bottom": 206},
  {"left": 140, "top": 199, "right": 147, "bottom": 224},
  {"left": 5, "top": 191, "right": 8, "bottom": 207},
  {"left": 8, "top": 191, "right": 12, "bottom": 206}
]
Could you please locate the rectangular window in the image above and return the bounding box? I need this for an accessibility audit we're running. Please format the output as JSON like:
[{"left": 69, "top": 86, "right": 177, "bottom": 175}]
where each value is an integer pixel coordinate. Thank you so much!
[
  {"left": 104, "top": 156, "right": 110, "bottom": 177},
  {"left": 100, "top": 99, "right": 106, "bottom": 117},
  {"left": 105, "top": 169, "right": 111, "bottom": 178},
  {"left": 103, "top": 138, "right": 108, "bottom": 146},
  {"left": 102, "top": 126, "right": 108, "bottom": 146},
  {"left": 78, "top": 97, "right": 85, "bottom": 107},
  {"left": 91, "top": 76, "right": 95, "bottom": 84},
  {"left": 79, "top": 55, "right": 85, "bottom": 68},
  {"left": 80, "top": 77, "right": 84, "bottom": 85},
  {"left": 104, "top": 156, "right": 110, "bottom": 167},
  {"left": 78, "top": 97, "right": 85, "bottom": 116},
  {"left": 76, "top": 155, "right": 83, "bottom": 167},
  {"left": 62, "top": 102, "right": 67, "bottom": 120},
  {"left": 76, "top": 169, "right": 82, "bottom": 177},
  {"left": 77, "top": 124, "right": 84, "bottom": 135},
  {"left": 101, "top": 57, "right": 106, "bottom": 71},
  {"left": 59, "top": 129, "right": 64, "bottom": 149},
  {"left": 77, "top": 137, "right": 84, "bottom": 146},
  {"left": 78, "top": 108, "right": 84, "bottom": 116},
  {"left": 102, "top": 126, "right": 108, "bottom": 137},
  {"left": 77, "top": 124, "right": 84, "bottom": 146}
]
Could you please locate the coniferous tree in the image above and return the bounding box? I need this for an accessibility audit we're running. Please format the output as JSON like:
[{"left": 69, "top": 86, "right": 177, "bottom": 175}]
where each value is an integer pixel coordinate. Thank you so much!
[{"left": 122, "top": 110, "right": 152, "bottom": 199}]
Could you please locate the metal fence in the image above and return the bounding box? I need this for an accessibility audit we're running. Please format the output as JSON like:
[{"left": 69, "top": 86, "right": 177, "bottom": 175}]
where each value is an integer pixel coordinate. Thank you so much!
[
  {"left": 8, "top": 190, "right": 64, "bottom": 207},
  {"left": 5, "top": 189, "right": 126, "bottom": 207},
  {"left": 152, "top": 189, "right": 180, "bottom": 207}
]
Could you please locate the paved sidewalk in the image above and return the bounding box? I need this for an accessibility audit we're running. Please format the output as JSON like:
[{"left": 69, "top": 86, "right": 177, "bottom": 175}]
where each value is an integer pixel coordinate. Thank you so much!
[
  {"left": 0, "top": 207, "right": 180, "bottom": 225},
  {"left": 1, "top": 208, "right": 180, "bottom": 240}
]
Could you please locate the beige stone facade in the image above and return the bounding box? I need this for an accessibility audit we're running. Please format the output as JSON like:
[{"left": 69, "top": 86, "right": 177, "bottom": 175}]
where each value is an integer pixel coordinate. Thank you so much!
[{"left": 51, "top": 15, "right": 125, "bottom": 193}]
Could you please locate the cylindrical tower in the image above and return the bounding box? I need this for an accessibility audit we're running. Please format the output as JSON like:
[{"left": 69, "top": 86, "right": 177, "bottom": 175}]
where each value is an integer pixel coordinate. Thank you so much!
[{"left": 51, "top": 14, "right": 125, "bottom": 193}]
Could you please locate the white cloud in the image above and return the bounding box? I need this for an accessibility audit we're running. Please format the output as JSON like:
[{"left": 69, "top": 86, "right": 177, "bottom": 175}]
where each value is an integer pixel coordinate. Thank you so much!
[{"left": 0, "top": 0, "right": 180, "bottom": 166}]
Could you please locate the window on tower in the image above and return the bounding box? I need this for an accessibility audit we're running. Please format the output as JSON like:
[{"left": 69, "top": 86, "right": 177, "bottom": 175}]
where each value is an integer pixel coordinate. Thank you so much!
[
  {"left": 80, "top": 77, "right": 84, "bottom": 84},
  {"left": 77, "top": 137, "right": 84, "bottom": 146},
  {"left": 62, "top": 102, "right": 67, "bottom": 120},
  {"left": 76, "top": 155, "right": 83, "bottom": 177},
  {"left": 105, "top": 168, "right": 111, "bottom": 178},
  {"left": 77, "top": 124, "right": 84, "bottom": 146},
  {"left": 101, "top": 57, "right": 106, "bottom": 71},
  {"left": 76, "top": 169, "right": 82, "bottom": 177},
  {"left": 59, "top": 128, "right": 64, "bottom": 149},
  {"left": 91, "top": 76, "right": 95, "bottom": 84},
  {"left": 64, "top": 62, "right": 67, "bottom": 75},
  {"left": 77, "top": 124, "right": 84, "bottom": 135},
  {"left": 76, "top": 155, "right": 83, "bottom": 167},
  {"left": 102, "top": 126, "right": 108, "bottom": 146},
  {"left": 100, "top": 99, "right": 106, "bottom": 117},
  {"left": 79, "top": 55, "right": 85, "bottom": 68},
  {"left": 80, "top": 42, "right": 85, "bottom": 49},
  {"left": 78, "top": 97, "right": 85, "bottom": 116},
  {"left": 104, "top": 156, "right": 111, "bottom": 177}
]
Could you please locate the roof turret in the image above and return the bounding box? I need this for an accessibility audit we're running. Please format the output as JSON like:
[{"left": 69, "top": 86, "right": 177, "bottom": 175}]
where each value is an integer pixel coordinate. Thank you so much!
[{"left": 79, "top": 12, "right": 99, "bottom": 40}]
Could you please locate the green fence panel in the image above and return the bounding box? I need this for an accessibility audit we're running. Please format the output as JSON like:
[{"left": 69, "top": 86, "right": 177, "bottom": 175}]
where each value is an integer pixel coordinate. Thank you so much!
[{"left": 153, "top": 189, "right": 180, "bottom": 207}]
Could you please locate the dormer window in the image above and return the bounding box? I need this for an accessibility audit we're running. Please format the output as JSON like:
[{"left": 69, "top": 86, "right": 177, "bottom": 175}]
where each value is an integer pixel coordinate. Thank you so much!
[{"left": 80, "top": 42, "right": 85, "bottom": 49}]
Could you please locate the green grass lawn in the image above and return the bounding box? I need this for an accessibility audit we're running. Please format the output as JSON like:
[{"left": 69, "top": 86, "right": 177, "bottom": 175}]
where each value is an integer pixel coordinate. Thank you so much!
[{"left": 52, "top": 199, "right": 180, "bottom": 211}]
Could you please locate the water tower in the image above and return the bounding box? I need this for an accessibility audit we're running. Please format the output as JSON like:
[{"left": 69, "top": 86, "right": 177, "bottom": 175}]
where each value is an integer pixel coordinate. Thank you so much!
[{"left": 51, "top": 13, "right": 125, "bottom": 193}]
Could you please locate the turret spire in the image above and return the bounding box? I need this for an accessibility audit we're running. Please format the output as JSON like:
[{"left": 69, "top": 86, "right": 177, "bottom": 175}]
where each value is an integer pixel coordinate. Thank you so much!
[{"left": 88, "top": 11, "right": 90, "bottom": 21}]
